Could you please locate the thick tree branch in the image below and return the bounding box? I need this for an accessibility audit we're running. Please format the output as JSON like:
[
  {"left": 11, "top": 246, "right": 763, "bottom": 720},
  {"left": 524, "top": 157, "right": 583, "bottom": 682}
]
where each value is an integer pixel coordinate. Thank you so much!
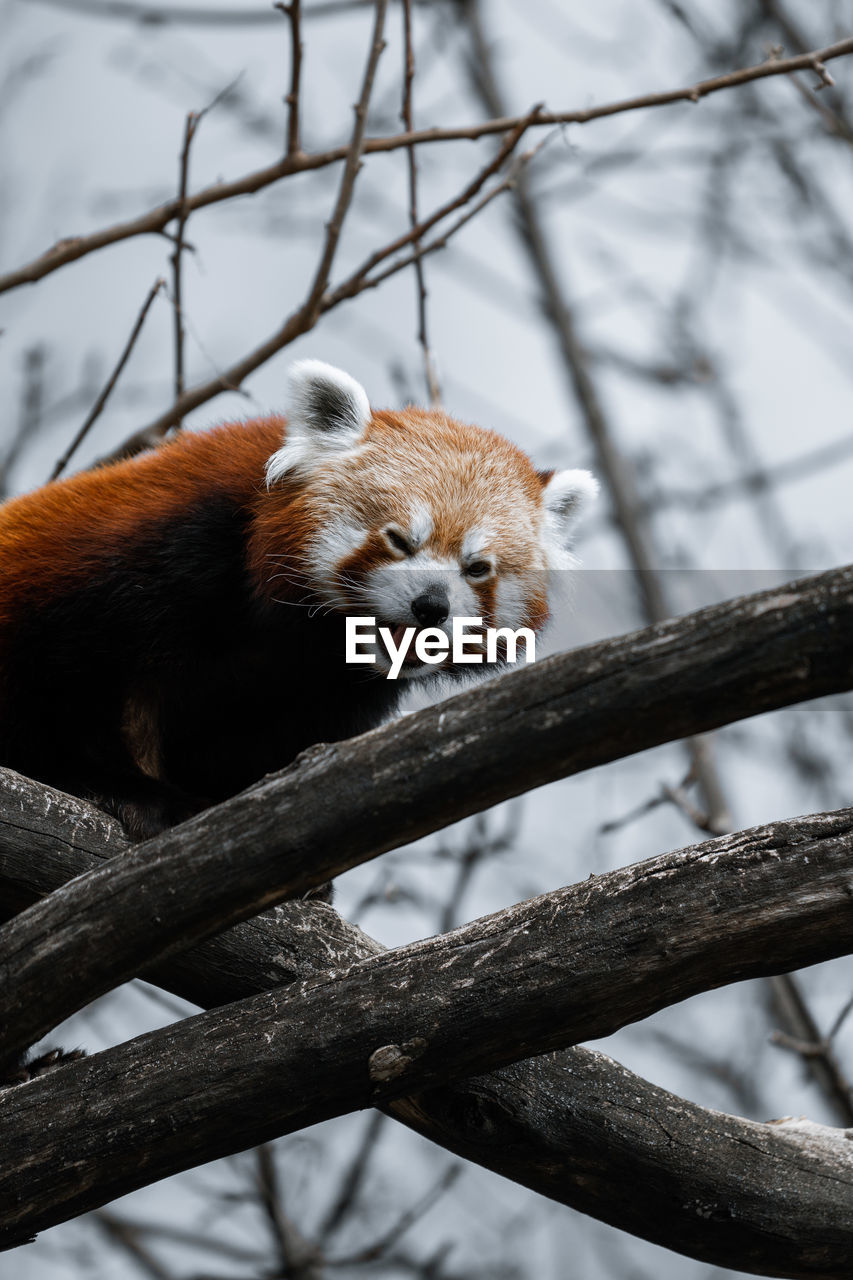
[
  {"left": 3, "top": 564, "right": 853, "bottom": 1068},
  {"left": 1, "top": 802, "right": 853, "bottom": 1251},
  {"left": 1, "top": 781, "right": 851, "bottom": 1276},
  {"left": 2, "top": 37, "right": 852, "bottom": 297}
]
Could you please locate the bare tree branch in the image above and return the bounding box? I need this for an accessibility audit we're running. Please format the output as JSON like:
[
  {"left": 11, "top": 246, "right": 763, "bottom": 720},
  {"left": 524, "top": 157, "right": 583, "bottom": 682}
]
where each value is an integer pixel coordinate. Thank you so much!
[
  {"left": 255, "top": 1145, "right": 323, "bottom": 1280},
  {"left": 768, "top": 973, "right": 853, "bottom": 1126},
  {"left": 275, "top": 0, "right": 304, "bottom": 157},
  {"left": 400, "top": 0, "right": 440, "bottom": 405},
  {"left": 49, "top": 277, "right": 165, "bottom": 481},
  {"left": 1, "top": 346, "right": 49, "bottom": 497},
  {"left": 112, "top": 111, "right": 535, "bottom": 446},
  {"left": 1, "top": 779, "right": 850, "bottom": 1277},
  {"left": 2, "top": 563, "right": 853, "bottom": 1070},
  {"left": 301, "top": 0, "right": 388, "bottom": 321},
  {"left": 28, "top": 0, "right": 374, "bottom": 22},
  {"left": 3, "top": 36, "right": 853, "bottom": 298},
  {"left": 2, "top": 802, "right": 853, "bottom": 1250},
  {"left": 170, "top": 114, "right": 197, "bottom": 422},
  {"left": 460, "top": 0, "right": 735, "bottom": 835}
]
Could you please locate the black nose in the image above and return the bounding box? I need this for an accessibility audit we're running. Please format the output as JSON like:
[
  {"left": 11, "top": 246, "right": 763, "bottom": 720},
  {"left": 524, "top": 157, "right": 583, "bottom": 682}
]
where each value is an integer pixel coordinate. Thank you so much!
[{"left": 411, "top": 589, "right": 449, "bottom": 627}]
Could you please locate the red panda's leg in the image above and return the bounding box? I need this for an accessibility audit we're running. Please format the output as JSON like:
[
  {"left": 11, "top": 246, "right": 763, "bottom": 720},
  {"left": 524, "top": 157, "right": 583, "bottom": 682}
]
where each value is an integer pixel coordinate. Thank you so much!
[
  {"left": 1, "top": 1046, "right": 87, "bottom": 1089},
  {"left": 80, "top": 773, "right": 211, "bottom": 842}
]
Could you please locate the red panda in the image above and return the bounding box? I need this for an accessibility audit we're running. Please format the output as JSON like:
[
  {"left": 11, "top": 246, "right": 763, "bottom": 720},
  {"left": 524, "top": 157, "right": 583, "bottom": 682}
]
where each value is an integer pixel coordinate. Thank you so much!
[{"left": 0, "top": 361, "right": 597, "bottom": 842}]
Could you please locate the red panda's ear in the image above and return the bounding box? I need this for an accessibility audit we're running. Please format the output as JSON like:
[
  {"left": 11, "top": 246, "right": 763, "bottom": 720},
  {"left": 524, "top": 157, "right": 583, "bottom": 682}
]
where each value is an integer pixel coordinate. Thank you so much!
[
  {"left": 540, "top": 468, "right": 599, "bottom": 558},
  {"left": 267, "top": 360, "right": 371, "bottom": 486}
]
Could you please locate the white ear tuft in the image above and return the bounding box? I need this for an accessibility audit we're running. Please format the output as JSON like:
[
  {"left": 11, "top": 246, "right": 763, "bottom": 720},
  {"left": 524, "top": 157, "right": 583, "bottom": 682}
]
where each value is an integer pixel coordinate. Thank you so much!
[
  {"left": 266, "top": 360, "right": 372, "bottom": 486},
  {"left": 288, "top": 360, "right": 371, "bottom": 437},
  {"left": 541, "top": 469, "right": 599, "bottom": 562}
]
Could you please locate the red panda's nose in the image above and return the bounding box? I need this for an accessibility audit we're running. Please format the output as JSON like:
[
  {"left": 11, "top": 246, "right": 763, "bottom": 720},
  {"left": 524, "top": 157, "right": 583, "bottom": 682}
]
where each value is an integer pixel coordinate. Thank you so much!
[{"left": 411, "top": 589, "right": 450, "bottom": 627}]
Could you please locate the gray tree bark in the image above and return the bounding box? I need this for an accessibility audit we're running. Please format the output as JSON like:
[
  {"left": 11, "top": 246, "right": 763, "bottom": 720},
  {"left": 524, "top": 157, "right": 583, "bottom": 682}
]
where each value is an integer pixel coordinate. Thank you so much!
[{"left": 1, "top": 786, "right": 852, "bottom": 1268}]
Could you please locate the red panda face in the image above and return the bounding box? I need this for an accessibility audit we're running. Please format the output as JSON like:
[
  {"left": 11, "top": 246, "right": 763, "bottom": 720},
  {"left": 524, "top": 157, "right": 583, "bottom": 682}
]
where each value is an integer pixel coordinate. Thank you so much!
[{"left": 260, "top": 361, "right": 597, "bottom": 679}]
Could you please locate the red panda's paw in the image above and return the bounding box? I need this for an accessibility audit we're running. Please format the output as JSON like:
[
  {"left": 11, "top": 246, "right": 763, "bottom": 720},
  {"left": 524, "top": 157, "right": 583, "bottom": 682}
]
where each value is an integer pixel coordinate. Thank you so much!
[
  {"left": 90, "top": 778, "right": 212, "bottom": 842},
  {"left": 112, "top": 793, "right": 211, "bottom": 842},
  {"left": 301, "top": 880, "right": 335, "bottom": 904},
  {"left": 1, "top": 1046, "right": 86, "bottom": 1089}
]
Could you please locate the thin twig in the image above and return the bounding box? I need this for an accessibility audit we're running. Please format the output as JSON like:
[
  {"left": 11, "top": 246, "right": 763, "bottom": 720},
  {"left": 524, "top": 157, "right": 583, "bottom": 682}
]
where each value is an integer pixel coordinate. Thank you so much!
[
  {"left": 275, "top": 1, "right": 303, "bottom": 156},
  {"left": 94, "top": 1210, "right": 173, "bottom": 1280},
  {"left": 327, "top": 1167, "right": 461, "bottom": 1266},
  {"left": 50, "top": 277, "right": 165, "bottom": 481},
  {"left": 255, "top": 1145, "right": 322, "bottom": 1278},
  {"left": 1, "top": 346, "right": 48, "bottom": 498},
  {"left": 302, "top": 0, "right": 389, "bottom": 322},
  {"left": 768, "top": 973, "right": 853, "bottom": 1126},
  {"left": 318, "top": 1110, "right": 385, "bottom": 1239},
  {"left": 464, "top": 0, "right": 735, "bottom": 833},
  {"left": 437, "top": 806, "right": 522, "bottom": 934},
  {"left": 109, "top": 112, "right": 537, "bottom": 446},
  {"left": 4, "top": 35, "right": 853, "bottom": 297},
  {"left": 169, "top": 75, "right": 241, "bottom": 423},
  {"left": 95, "top": 1208, "right": 265, "bottom": 1268},
  {"left": 401, "top": 0, "right": 439, "bottom": 404},
  {"left": 650, "top": 430, "right": 853, "bottom": 515},
  {"left": 171, "top": 111, "right": 198, "bottom": 419},
  {"left": 788, "top": 69, "right": 853, "bottom": 145}
]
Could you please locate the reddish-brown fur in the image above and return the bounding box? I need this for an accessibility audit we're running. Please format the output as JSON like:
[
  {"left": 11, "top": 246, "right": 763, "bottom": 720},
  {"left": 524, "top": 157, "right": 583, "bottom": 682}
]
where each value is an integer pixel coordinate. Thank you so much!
[{"left": 0, "top": 402, "right": 563, "bottom": 844}]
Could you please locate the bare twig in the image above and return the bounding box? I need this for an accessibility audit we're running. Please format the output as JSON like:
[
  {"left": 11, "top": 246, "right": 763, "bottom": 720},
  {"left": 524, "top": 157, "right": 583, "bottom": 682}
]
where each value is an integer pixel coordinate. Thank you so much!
[
  {"left": 437, "top": 807, "right": 522, "bottom": 934},
  {"left": 318, "top": 1111, "right": 385, "bottom": 1239},
  {"left": 462, "top": 0, "right": 734, "bottom": 834},
  {"left": 768, "top": 974, "right": 853, "bottom": 1126},
  {"left": 95, "top": 1208, "right": 265, "bottom": 1270},
  {"left": 788, "top": 69, "right": 853, "bottom": 146},
  {"left": 171, "top": 112, "right": 198, "bottom": 418},
  {"left": 50, "top": 277, "right": 165, "bottom": 481},
  {"left": 111, "top": 113, "right": 536, "bottom": 445},
  {"left": 760, "top": 0, "right": 853, "bottom": 143},
  {"left": 275, "top": 1, "right": 303, "bottom": 156},
  {"left": 401, "top": 0, "right": 440, "bottom": 404},
  {"left": 1, "top": 346, "right": 48, "bottom": 498},
  {"left": 28, "top": 0, "right": 369, "bottom": 21},
  {"left": 302, "top": 0, "right": 388, "bottom": 323},
  {"left": 94, "top": 1210, "right": 173, "bottom": 1280},
  {"left": 327, "top": 1167, "right": 461, "bottom": 1266},
  {"left": 651, "top": 430, "right": 853, "bottom": 515},
  {"left": 4, "top": 36, "right": 853, "bottom": 298},
  {"left": 255, "top": 1145, "right": 323, "bottom": 1279},
  {"left": 2, "top": 781, "right": 852, "bottom": 1275},
  {"left": 332, "top": 134, "right": 541, "bottom": 298}
]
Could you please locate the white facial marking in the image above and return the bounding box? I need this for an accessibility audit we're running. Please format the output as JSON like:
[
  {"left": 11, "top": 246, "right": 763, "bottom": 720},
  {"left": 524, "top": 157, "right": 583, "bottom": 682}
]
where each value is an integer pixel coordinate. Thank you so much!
[
  {"left": 364, "top": 551, "right": 478, "bottom": 634},
  {"left": 308, "top": 516, "right": 368, "bottom": 602},
  {"left": 461, "top": 526, "right": 493, "bottom": 561},
  {"left": 494, "top": 574, "right": 532, "bottom": 629},
  {"left": 409, "top": 502, "right": 434, "bottom": 548}
]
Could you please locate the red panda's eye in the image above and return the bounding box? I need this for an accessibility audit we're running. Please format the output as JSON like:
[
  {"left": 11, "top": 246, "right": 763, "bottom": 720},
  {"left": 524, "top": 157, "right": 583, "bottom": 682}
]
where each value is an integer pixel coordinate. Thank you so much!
[
  {"left": 385, "top": 528, "right": 411, "bottom": 555},
  {"left": 466, "top": 560, "right": 492, "bottom": 579}
]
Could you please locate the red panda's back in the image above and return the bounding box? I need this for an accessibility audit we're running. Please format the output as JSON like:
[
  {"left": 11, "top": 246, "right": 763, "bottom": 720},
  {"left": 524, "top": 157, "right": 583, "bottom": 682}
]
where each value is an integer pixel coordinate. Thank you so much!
[{"left": 0, "top": 418, "right": 284, "bottom": 611}]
